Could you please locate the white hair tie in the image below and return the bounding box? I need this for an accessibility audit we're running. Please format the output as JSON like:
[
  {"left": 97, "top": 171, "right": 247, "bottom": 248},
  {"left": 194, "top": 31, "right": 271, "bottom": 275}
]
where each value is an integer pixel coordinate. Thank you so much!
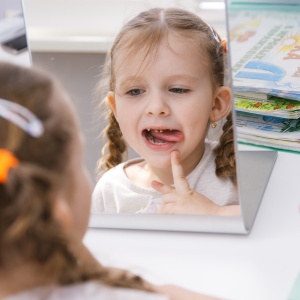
[{"left": 0, "top": 98, "right": 44, "bottom": 138}]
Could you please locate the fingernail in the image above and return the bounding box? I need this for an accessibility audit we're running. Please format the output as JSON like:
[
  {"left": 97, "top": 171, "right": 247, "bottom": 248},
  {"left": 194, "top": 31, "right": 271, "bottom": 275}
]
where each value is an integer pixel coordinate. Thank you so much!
[{"left": 171, "top": 151, "right": 178, "bottom": 160}]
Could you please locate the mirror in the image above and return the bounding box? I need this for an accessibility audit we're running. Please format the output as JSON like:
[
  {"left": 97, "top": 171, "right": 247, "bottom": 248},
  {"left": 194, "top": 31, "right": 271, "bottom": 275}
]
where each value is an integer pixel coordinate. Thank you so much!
[{"left": 22, "top": 0, "right": 278, "bottom": 234}]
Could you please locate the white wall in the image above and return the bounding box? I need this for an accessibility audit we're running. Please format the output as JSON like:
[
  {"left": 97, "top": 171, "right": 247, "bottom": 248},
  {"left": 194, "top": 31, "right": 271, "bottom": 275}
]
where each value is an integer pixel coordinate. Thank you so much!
[{"left": 22, "top": 0, "right": 227, "bottom": 53}]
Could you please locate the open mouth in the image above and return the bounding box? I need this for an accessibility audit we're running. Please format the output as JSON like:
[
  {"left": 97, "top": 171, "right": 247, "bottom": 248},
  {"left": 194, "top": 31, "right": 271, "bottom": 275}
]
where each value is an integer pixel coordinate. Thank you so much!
[{"left": 142, "top": 128, "right": 184, "bottom": 145}]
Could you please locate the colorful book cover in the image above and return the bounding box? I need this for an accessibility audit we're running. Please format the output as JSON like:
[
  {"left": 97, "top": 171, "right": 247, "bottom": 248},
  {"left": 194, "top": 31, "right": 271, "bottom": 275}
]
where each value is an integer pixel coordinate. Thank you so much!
[
  {"left": 228, "top": 4, "right": 300, "bottom": 100},
  {"left": 234, "top": 96, "right": 300, "bottom": 119},
  {"left": 235, "top": 111, "right": 300, "bottom": 141}
]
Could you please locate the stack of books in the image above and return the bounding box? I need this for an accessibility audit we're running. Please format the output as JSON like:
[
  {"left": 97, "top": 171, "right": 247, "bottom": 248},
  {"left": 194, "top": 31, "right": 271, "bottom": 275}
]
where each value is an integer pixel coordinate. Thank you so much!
[{"left": 228, "top": 2, "right": 300, "bottom": 152}]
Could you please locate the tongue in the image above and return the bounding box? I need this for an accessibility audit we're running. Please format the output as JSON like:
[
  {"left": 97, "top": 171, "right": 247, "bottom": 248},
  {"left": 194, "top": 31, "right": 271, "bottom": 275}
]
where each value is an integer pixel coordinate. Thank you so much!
[{"left": 150, "top": 130, "right": 184, "bottom": 142}]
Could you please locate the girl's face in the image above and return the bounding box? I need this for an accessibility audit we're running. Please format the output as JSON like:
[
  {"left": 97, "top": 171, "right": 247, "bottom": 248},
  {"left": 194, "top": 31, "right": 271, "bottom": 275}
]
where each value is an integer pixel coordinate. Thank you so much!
[{"left": 110, "top": 32, "right": 225, "bottom": 170}]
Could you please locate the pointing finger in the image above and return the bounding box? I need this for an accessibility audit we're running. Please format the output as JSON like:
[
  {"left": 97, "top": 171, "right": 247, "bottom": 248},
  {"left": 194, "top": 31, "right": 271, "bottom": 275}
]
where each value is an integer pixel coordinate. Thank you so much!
[{"left": 171, "top": 151, "right": 191, "bottom": 194}]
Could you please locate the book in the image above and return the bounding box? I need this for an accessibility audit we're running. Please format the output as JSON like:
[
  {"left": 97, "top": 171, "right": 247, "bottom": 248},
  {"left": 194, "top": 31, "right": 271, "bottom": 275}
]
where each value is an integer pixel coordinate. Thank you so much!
[
  {"left": 228, "top": 4, "right": 300, "bottom": 100},
  {"left": 237, "top": 132, "right": 300, "bottom": 152},
  {"left": 234, "top": 96, "right": 300, "bottom": 119},
  {"left": 236, "top": 112, "right": 300, "bottom": 141},
  {"left": 228, "top": 3, "right": 300, "bottom": 152},
  {"left": 234, "top": 91, "right": 271, "bottom": 100}
]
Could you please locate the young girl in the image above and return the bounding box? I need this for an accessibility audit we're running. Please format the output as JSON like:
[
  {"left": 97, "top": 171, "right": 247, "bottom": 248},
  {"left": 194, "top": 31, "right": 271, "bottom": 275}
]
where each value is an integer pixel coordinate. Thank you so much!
[
  {"left": 0, "top": 61, "right": 219, "bottom": 299},
  {"left": 92, "top": 7, "right": 239, "bottom": 215}
]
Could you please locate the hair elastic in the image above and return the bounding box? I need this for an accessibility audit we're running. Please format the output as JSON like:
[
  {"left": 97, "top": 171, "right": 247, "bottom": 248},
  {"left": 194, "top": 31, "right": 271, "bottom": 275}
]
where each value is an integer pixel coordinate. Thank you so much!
[
  {"left": 0, "top": 149, "right": 19, "bottom": 183},
  {"left": 221, "top": 39, "right": 228, "bottom": 54},
  {"left": 0, "top": 98, "right": 44, "bottom": 137}
]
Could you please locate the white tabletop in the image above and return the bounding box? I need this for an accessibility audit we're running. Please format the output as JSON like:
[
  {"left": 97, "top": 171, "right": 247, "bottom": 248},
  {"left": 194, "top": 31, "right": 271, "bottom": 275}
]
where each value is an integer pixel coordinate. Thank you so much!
[{"left": 84, "top": 146, "right": 300, "bottom": 300}]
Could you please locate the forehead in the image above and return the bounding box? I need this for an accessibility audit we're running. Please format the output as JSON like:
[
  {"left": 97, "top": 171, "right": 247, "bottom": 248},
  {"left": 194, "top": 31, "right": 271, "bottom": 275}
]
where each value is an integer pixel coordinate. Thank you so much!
[{"left": 114, "top": 31, "right": 209, "bottom": 81}]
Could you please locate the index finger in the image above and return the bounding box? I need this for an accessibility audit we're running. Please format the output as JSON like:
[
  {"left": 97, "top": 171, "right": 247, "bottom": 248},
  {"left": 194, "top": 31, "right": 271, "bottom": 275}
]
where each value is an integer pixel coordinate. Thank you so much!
[{"left": 171, "top": 151, "right": 191, "bottom": 194}]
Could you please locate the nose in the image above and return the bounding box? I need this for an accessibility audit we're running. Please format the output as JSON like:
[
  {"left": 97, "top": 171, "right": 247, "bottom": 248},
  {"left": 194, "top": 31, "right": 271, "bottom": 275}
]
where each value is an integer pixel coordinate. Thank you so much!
[{"left": 145, "top": 93, "right": 170, "bottom": 116}]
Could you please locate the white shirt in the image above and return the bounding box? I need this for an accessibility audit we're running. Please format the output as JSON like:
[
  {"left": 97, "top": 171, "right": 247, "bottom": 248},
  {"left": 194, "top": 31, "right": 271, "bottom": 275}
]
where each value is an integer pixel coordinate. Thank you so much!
[
  {"left": 92, "top": 140, "right": 238, "bottom": 213},
  {"left": 4, "top": 281, "right": 168, "bottom": 300}
]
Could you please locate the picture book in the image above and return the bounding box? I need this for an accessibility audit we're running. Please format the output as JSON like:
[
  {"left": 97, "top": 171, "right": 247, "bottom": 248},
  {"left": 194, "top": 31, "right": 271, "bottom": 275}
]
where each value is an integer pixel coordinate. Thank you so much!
[
  {"left": 228, "top": 4, "right": 300, "bottom": 100},
  {"left": 234, "top": 96, "right": 300, "bottom": 119}
]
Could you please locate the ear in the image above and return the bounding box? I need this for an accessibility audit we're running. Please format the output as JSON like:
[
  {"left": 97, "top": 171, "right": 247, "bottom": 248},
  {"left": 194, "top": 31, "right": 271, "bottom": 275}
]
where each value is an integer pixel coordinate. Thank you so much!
[
  {"left": 107, "top": 91, "right": 117, "bottom": 116},
  {"left": 210, "top": 86, "right": 232, "bottom": 122},
  {"left": 52, "top": 197, "right": 73, "bottom": 235}
]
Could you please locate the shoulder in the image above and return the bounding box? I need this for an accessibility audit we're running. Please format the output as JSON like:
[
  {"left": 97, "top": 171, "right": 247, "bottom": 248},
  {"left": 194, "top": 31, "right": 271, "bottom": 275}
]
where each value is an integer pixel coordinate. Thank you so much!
[
  {"left": 93, "top": 158, "right": 144, "bottom": 192},
  {"left": 188, "top": 140, "right": 238, "bottom": 205},
  {"left": 91, "top": 158, "right": 150, "bottom": 213},
  {"left": 55, "top": 281, "right": 168, "bottom": 300},
  {"left": 205, "top": 138, "right": 219, "bottom": 152},
  {"left": 97, "top": 158, "right": 145, "bottom": 184},
  {"left": 4, "top": 282, "right": 169, "bottom": 300}
]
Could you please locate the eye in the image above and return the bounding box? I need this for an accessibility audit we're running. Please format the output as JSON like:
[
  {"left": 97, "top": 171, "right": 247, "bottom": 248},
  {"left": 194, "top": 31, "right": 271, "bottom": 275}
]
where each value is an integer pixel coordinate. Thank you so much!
[
  {"left": 169, "top": 88, "right": 190, "bottom": 94},
  {"left": 126, "top": 89, "right": 145, "bottom": 96}
]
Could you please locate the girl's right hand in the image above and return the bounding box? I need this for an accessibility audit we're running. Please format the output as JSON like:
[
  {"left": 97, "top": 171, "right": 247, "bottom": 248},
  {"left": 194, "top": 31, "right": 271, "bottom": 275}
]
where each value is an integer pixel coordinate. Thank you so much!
[
  {"left": 151, "top": 151, "right": 220, "bottom": 215},
  {"left": 151, "top": 151, "right": 240, "bottom": 216}
]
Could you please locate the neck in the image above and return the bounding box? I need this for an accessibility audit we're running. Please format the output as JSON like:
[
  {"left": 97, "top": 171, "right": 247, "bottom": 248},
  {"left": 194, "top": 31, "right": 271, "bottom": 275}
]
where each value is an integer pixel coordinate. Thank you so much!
[{"left": 0, "top": 263, "right": 55, "bottom": 298}]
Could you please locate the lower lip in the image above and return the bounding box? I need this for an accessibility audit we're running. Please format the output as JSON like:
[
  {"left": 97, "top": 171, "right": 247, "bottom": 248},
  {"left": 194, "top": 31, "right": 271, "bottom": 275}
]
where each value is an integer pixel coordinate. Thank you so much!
[{"left": 142, "top": 133, "right": 177, "bottom": 151}]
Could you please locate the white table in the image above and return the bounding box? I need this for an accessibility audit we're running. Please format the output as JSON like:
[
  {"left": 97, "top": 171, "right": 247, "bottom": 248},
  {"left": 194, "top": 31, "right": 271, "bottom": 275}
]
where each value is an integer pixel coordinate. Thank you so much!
[{"left": 84, "top": 146, "right": 300, "bottom": 300}]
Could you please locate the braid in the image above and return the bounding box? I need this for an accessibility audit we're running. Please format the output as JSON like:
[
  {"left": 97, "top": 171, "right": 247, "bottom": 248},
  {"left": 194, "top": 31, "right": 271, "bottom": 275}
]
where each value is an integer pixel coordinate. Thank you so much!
[
  {"left": 0, "top": 163, "right": 71, "bottom": 268},
  {"left": 97, "top": 110, "right": 127, "bottom": 177},
  {"left": 213, "top": 112, "right": 237, "bottom": 185},
  {"left": 1, "top": 164, "right": 153, "bottom": 292}
]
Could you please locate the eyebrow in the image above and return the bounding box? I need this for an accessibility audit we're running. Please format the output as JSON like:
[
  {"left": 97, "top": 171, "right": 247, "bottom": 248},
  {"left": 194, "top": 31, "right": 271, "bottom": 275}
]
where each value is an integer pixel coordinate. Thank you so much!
[
  {"left": 117, "top": 76, "right": 143, "bottom": 90},
  {"left": 117, "top": 74, "right": 200, "bottom": 90},
  {"left": 166, "top": 74, "right": 201, "bottom": 83}
]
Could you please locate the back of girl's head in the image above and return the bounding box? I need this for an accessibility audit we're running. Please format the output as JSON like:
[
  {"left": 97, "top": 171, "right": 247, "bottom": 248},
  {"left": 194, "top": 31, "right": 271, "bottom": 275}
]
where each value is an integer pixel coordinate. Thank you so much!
[
  {"left": 98, "top": 7, "right": 227, "bottom": 174},
  {"left": 0, "top": 62, "right": 77, "bottom": 275},
  {"left": 0, "top": 62, "right": 154, "bottom": 292}
]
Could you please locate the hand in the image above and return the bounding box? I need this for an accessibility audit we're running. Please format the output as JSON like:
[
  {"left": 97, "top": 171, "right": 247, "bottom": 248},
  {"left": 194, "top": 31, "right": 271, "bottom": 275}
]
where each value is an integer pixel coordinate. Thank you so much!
[{"left": 151, "top": 151, "right": 220, "bottom": 215}]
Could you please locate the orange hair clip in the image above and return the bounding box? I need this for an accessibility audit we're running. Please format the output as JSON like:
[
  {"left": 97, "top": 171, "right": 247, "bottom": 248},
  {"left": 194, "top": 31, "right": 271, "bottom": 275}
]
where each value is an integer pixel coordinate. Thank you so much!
[
  {"left": 221, "top": 39, "right": 228, "bottom": 54},
  {"left": 0, "top": 149, "right": 19, "bottom": 183}
]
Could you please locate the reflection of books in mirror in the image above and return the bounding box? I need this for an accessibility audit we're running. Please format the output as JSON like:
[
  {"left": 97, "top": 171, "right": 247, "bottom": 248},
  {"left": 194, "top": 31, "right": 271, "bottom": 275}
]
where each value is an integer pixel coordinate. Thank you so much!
[
  {"left": 238, "top": 132, "right": 300, "bottom": 152},
  {"left": 235, "top": 96, "right": 300, "bottom": 119},
  {"left": 234, "top": 91, "right": 271, "bottom": 100},
  {"left": 235, "top": 112, "right": 300, "bottom": 151},
  {"left": 228, "top": 4, "right": 300, "bottom": 100}
]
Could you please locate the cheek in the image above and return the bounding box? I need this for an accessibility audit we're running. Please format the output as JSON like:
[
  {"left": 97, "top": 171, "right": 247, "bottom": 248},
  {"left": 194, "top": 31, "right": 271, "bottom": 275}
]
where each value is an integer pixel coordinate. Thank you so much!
[
  {"left": 116, "top": 104, "right": 139, "bottom": 131},
  {"left": 180, "top": 103, "right": 211, "bottom": 128}
]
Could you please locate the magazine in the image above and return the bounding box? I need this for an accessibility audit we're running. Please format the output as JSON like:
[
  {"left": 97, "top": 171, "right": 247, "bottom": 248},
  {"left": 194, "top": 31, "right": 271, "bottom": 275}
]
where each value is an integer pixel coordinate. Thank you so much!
[
  {"left": 237, "top": 132, "right": 300, "bottom": 152},
  {"left": 235, "top": 112, "right": 300, "bottom": 141},
  {"left": 234, "top": 96, "right": 300, "bottom": 119},
  {"left": 228, "top": 4, "right": 300, "bottom": 100}
]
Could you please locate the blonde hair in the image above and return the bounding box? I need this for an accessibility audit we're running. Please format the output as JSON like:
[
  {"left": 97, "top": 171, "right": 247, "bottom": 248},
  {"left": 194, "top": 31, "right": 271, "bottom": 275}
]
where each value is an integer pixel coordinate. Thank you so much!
[
  {"left": 0, "top": 62, "right": 153, "bottom": 292},
  {"left": 97, "top": 7, "right": 236, "bottom": 184}
]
